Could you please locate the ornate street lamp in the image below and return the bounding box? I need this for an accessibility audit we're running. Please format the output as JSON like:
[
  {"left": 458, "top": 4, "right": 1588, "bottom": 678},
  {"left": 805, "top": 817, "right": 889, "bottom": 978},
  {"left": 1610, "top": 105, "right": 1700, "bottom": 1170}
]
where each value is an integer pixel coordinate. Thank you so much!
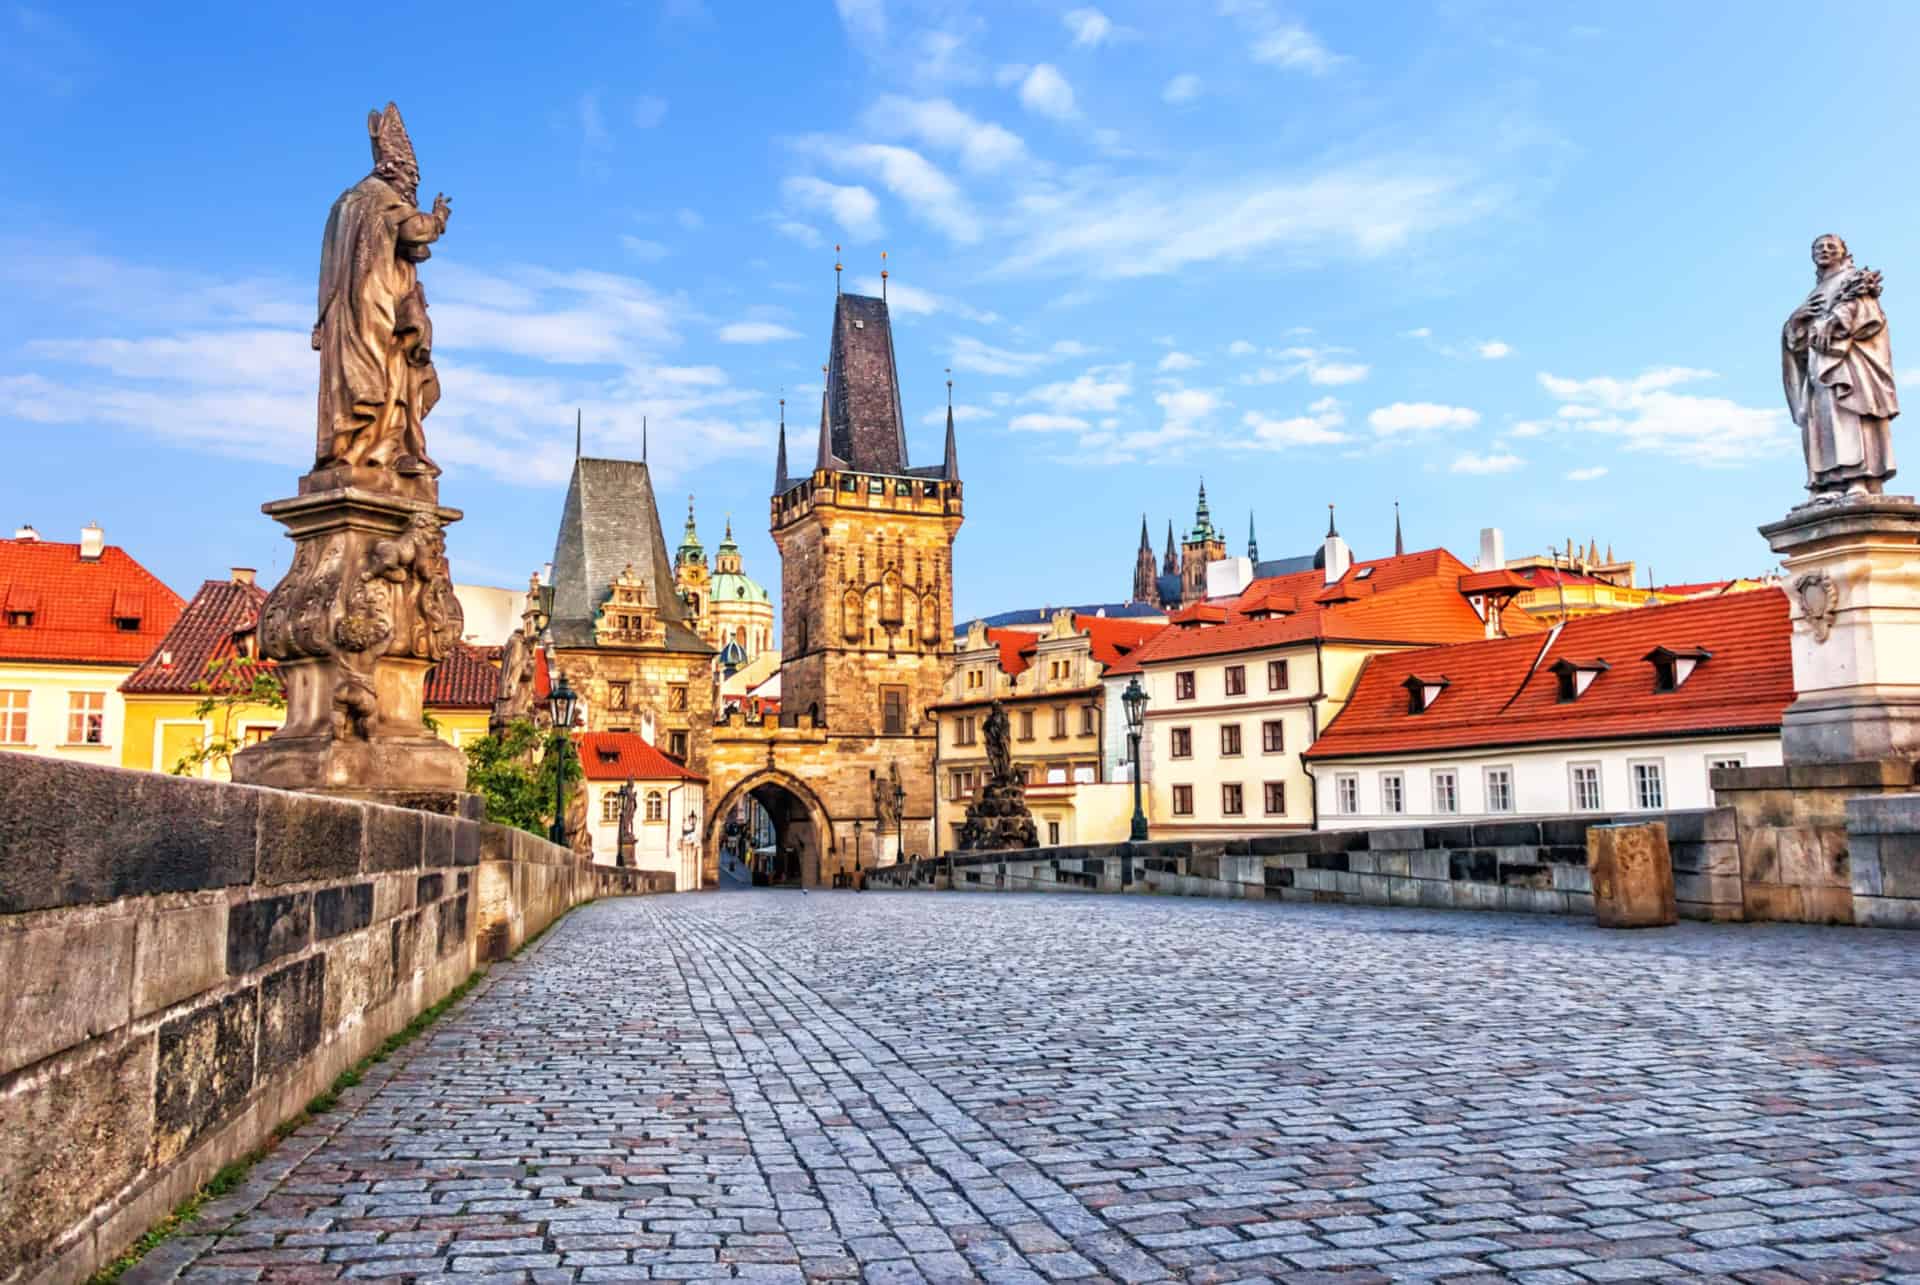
[
  {"left": 852, "top": 817, "right": 864, "bottom": 889},
  {"left": 1123, "top": 675, "right": 1149, "bottom": 842},
  {"left": 892, "top": 779, "right": 906, "bottom": 865},
  {"left": 547, "top": 673, "right": 578, "bottom": 847}
]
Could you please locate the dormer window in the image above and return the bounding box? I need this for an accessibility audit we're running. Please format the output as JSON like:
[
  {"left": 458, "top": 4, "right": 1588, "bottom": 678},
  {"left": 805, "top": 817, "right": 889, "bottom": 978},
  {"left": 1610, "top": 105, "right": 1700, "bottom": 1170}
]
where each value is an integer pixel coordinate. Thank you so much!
[
  {"left": 1644, "top": 646, "right": 1711, "bottom": 692},
  {"left": 1550, "top": 658, "right": 1611, "bottom": 702},
  {"left": 1402, "top": 674, "right": 1450, "bottom": 714},
  {"left": 112, "top": 589, "right": 144, "bottom": 633},
  {"left": 6, "top": 611, "right": 30, "bottom": 628}
]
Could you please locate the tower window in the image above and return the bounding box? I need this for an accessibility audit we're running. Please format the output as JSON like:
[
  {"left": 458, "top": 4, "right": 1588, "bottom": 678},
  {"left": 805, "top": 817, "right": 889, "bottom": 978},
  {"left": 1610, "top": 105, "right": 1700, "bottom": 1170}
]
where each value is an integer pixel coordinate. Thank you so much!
[{"left": 880, "top": 686, "right": 907, "bottom": 734}]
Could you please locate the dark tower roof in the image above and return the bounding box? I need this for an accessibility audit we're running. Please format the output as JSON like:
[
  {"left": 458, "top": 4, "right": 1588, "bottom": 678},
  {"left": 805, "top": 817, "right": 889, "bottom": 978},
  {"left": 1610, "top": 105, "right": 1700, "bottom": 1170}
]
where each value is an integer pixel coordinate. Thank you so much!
[
  {"left": 817, "top": 292, "right": 909, "bottom": 475},
  {"left": 1163, "top": 520, "right": 1177, "bottom": 576},
  {"left": 548, "top": 456, "right": 709, "bottom": 653},
  {"left": 941, "top": 398, "right": 960, "bottom": 481},
  {"left": 1138, "top": 514, "right": 1152, "bottom": 552},
  {"left": 773, "top": 401, "right": 789, "bottom": 494},
  {"left": 1247, "top": 511, "right": 1259, "bottom": 563}
]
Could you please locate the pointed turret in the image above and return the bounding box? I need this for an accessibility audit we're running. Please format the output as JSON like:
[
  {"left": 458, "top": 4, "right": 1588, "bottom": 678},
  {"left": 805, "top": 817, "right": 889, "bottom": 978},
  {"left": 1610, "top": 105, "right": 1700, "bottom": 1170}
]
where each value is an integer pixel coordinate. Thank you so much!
[
  {"left": 1247, "top": 511, "right": 1259, "bottom": 563},
  {"left": 676, "top": 495, "right": 704, "bottom": 568},
  {"left": 942, "top": 403, "right": 960, "bottom": 481},
  {"left": 1139, "top": 513, "right": 1152, "bottom": 553},
  {"left": 818, "top": 292, "right": 909, "bottom": 474},
  {"left": 1163, "top": 521, "right": 1178, "bottom": 576},
  {"left": 1190, "top": 479, "right": 1215, "bottom": 541},
  {"left": 1394, "top": 500, "right": 1404, "bottom": 557},
  {"left": 773, "top": 399, "right": 789, "bottom": 494},
  {"left": 1131, "top": 512, "right": 1159, "bottom": 604}
]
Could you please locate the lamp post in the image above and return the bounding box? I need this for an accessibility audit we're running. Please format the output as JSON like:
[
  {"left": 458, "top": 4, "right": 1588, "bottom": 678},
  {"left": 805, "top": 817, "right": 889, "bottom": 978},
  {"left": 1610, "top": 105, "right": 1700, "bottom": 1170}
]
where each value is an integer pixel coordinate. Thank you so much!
[
  {"left": 547, "top": 673, "right": 579, "bottom": 847},
  {"left": 892, "top": 779, "right": 906, "bottom": 866},
  {"left": 1123, "top": 675, "right": 1149, "bottom": 843},
  {"left": 852, "top": 818, "right": 863, "bottom": 889}
]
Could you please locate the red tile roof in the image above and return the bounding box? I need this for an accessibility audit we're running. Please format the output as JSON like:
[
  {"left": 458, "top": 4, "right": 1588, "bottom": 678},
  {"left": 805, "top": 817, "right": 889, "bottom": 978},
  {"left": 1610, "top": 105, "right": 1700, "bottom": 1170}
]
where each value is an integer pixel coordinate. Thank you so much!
[
  {"left": 423, "top": 641, "right": 500, "bottom": 709},
  {"left": 575, "top": 730, "right": 705, "bottom": 782},
  {"left": 1, "top": 537, "right": 184, "bottom": 667},
  {"left": 1106, "top": 548, "right": 1537, "bottom": 674},
  {"left": 122, "top": 577, "right": 268, "bottom": 695},
  {"left": 1305, "top": 589, "right": 1792, "bottom": 760},
  {"left": 1073, "top": 613, "right": 1161, "bottom": 668},
  {"left": 985, "top": 627, "right": 1034, "bottom": 676}
]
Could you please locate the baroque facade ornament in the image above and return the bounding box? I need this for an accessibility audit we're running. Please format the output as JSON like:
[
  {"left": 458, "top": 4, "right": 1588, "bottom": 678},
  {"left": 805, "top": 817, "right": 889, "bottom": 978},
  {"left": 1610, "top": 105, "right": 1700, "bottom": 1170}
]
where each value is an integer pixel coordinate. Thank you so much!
[{"left": 1792, "top": 571, "right": 1840, "bottom": 643}]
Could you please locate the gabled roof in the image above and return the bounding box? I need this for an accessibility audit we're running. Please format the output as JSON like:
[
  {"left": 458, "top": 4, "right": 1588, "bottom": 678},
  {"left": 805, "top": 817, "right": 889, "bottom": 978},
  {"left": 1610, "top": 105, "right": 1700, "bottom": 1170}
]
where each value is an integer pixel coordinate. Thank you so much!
[
  {"left": 423, "top": 641, "right": 499, "bottom": 710},
  {"left": 1106, "top": 548, "right": 1536, "bottom": 674},
  {"left": 547, "top": 456, "right": 710, "bottom": 654},
  {"left": 985, "top": 627, "right": 1034, "bottom": 676},
  {"left": 1, "top": 537, "right": 184, "bottom": 667},
  {"left": 575, "top": 730, "right": 706, "bottom": 783},
  {"left": 121, "top": 577, "right": 266, "bottom": 694},
  {"left": 1305, "top": 589, "right": 1792, "bottom": 760}
]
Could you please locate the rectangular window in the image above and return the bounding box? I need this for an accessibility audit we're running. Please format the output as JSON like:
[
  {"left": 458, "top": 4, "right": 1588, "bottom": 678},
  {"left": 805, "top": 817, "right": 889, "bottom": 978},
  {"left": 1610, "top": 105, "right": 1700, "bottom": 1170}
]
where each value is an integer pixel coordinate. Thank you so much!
[
  {"left": 601, "top": 794, "right": 621, "bottom": 823},
  {"left": 881, "top": 687, "right": 907, "bottom": 735},
  {"left": 1051, "top": 706, "right": 1067, "bottom": 739},
  {"left": 1708, "top": 754, "right": 1746, "bottom": 771},
  {"left": 1485, "top": 767, "right": 1515, "bottom": 814},
  {"left": 667, "top": 730, "right": 689, "bottom": 760},
  {"left": 0, "top": 690, "right": 26, "bottom": 744},
  {"left": 1175, "top": 671, "right": 1195, "bottom": 700},
  {"left": 1220, "top": 723, "right": 1241, "bottom": 756},
  {"left": 1019, "top": 709, "right": 1034, "bottom": 741},
  {"left": 1263, "top": 781, "right": 1286, "bottom": 815},
  {"left": 1335, "top": 773, "right": 1359, "bottom": 815},
  {"left": 242, "top": 725, "right": 275, "bottom": 746},
  {"left": 7, "top": 611, "right": 31, "bottom": 628},
  {"left": 1381, "top": 772, "right": 1405, "bottom": 815},
  {"left": 1267, "top": 659, "right": 1289, "bottom": 691},
  {"left": 955, "top": 716, "right": 976, "bottom": 746},
  {"left": 67, "top": 691, "right": 105, "bottom": 745},
  {"left": 1171, "top": 784, "right": 1194, "bottom": 816},
  {"left": 1632, "top": 759, "right": 1666, "bottom": 810},
  {"left": 1047, "top": 820, "right": 1061, "bottom": 845},
  {"left": 1222, "top": 783, "right": 1244, "bottom": 816},
  {"left": 1170, "top": 727, "right": 1192, "bottom": 758},
  {"left": 1080, "top": 705, "right": 1095, "bottom": 736},
  {"left": 967, "top": 668, "right": 982, "bottom": 690},
  {"left": 1432, "top": 769, "right": 1459, "bottom": 815},
  {"left": 1224, "top": 665, "right": 1246, "bottom": 696},
  {"left": 1570, "top": 762, "right": 1603, "bottom": 811},
  {"left": 668, "top": 683, "right": 689, "bottom": 712},
  {"left": 1261, "top": 720, "right": 1285, "bottom": 753}
]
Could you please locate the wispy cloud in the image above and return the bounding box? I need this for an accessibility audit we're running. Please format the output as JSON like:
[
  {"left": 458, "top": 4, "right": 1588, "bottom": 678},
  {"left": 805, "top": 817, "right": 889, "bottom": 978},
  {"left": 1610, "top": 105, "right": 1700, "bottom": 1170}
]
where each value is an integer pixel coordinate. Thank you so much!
[
  {"left": 950, "top": 336, "right": 1052, "bottom": 377},
  {"left": 1063, "top": 7, "right": 1114, "bottom": 46},
  {"left": 1240, "top": 345, "right": 1369, "bottom": 387},
  {"left": 1018, "top": 64, "right": 1077, "bottom": 120},
  {"left": 800, "top": 139, "right": 982, "bottom": 243},
  {"left": 1566, "top": 465, "right": 1609, "bottom": 481},
  {"left": 1451, "top": 451, "right": 1524, "bottom": 474},
  {"left": 781, "top": 175, "right": 882, "bottom": 239},
  {"left": 1369, "top": 402, "right": 1480, "bottom": 434},
  {"left": 835, "top": 0, "right": 885, "bottom": 48},
  {"left": 717, "top": 321, "right": 801, "bottom": 344},
  {"left": 1158, "top": 351, "right": 1200, "bottom": 372},
  {"left": 863, "top": 96, "right": 1027, "bottom": 173},
  {"left": 633, "top": 96, "right": 668, "bottom": 129},
  {"left": 1024, "top": 365, "right": 1133, "bottom": 413},
  {"left": 1537, "top": 366, "right": 1788, "bottom": 464},
  {"left": 1240, "top": 396, "right": 1350, "bottom": 449},
  {"left": 1477, "top": 339, "right": 1512, "bottom": 359},
  {"left": 1220, "top": 0, "right": 1341, "bottom": 74},
  {"left": 850, "top": 276, "right": 998, "bottom": 323},
  {"left": 1163, "top": 73, "right": 1203, "bottom": 104}
]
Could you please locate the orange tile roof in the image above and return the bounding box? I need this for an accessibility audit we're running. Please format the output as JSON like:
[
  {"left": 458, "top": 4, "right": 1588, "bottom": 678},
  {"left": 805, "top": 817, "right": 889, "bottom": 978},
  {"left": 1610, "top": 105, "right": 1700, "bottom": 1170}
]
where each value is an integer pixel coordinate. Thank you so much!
[
  {"left": 1305, "top": 589, "right": 1791, "bottom": 760},
  {"left": 122, "top": 577, "right": 268, "bottom": 695},
  {"left": 1106, "top": 548, "right": 1537, "bottom": 674},
  {"left": 423, "top": 641, "right": 500, "bottom": 709},
  {"left": 1073, "top": 613, "right": 1160, "bottom": 667},
  {"left": 576, "top": 730, "right": 706, "bottom": 782},
  {"left": 0, "top": 537, "right": 184, "bottom": 667},
  {"left": 985, "top": 627, "right": 1034, "bottom": 676}
]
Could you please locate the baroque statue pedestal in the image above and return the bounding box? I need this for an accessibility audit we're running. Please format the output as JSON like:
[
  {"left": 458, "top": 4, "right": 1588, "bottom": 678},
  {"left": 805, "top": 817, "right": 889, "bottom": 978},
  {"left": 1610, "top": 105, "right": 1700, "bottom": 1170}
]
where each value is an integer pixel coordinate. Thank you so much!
[
  {"left": 1761, "top": 495, "right": 1920, "bottom": 763},
  {"left": 231, "top": 483, "right": 469, "bottom": 807}
]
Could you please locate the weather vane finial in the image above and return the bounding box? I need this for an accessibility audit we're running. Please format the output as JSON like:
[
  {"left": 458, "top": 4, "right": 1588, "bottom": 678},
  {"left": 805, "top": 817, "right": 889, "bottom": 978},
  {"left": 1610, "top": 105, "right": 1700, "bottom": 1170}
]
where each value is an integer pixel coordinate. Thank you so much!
[
  {"left": 834, "top": 244, "right": 842, "bottom": 295},
  {"left": 880, "top": 249, "right": 888, "bottom": 302}
]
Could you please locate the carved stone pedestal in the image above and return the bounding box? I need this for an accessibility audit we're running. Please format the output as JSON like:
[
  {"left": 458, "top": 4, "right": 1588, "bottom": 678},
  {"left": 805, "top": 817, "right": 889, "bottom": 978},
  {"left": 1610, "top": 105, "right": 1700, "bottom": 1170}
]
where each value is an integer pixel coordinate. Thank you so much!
[
  {"left": 1761, "top": 495, "right": 1920, "bottom": 763},
  {"left": 232, "top": 483, "right": 468, "bottom": 800}
]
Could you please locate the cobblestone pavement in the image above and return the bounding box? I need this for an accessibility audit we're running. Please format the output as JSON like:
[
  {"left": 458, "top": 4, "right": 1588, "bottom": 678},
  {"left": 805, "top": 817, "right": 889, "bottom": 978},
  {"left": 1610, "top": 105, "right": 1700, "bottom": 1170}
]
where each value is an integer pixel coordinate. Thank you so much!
[{"left": 143, "top": 893, "right": 1920, "bottom": 1283}]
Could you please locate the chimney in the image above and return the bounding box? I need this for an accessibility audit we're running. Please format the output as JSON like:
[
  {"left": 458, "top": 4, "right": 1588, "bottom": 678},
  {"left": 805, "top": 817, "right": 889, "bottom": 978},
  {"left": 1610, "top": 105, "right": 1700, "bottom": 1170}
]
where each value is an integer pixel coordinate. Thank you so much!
[
  {"left": 14, "top": 523, "right": 38, "bottom": 541},
  {"left": 231, "top": 567, "right": 256, "bottom": 587},
  {"left": 1322, "top": 532, "right": 1352, "bottom": 585},
  {"left": 80, "top": 522, "right": 104, "bottom": 560},
  {"left": 1478, "top": 526, "right": 1505, "bottom": 571},
  {"left": 1206, "top": 555, "right": 1253, "bottom": 600}
]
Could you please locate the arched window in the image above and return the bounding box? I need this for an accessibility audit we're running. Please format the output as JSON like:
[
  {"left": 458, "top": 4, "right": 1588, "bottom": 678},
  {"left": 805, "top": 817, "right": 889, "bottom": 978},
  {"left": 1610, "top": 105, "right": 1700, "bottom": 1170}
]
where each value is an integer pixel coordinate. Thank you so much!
[{"left": 645, "top": 791, "right": 665, "bottom": 822}]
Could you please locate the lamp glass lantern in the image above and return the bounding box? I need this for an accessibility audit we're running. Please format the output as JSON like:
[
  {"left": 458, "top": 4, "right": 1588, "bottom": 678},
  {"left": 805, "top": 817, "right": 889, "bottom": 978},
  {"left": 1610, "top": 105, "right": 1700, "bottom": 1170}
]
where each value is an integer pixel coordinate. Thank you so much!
[
  {"left": 1122, "top": 676, "right": 1148, "bottom": 736},
  {"left": 548, "top": 673, "right": 579, "bottom": 732}
]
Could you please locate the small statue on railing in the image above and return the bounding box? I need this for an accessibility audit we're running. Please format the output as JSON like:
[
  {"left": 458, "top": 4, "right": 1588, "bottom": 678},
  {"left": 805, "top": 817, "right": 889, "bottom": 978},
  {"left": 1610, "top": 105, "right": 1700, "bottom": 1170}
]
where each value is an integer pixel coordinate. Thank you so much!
[{"left": 1784, "top": 234, "right": 1898, "bottom": 500}]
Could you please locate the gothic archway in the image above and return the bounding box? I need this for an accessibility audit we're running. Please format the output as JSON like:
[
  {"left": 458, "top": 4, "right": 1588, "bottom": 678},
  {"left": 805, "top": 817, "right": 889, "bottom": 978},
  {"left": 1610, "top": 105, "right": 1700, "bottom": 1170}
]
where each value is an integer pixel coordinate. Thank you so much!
[{"left": 703, "top": 769, "right": 834, "bottom": 889}]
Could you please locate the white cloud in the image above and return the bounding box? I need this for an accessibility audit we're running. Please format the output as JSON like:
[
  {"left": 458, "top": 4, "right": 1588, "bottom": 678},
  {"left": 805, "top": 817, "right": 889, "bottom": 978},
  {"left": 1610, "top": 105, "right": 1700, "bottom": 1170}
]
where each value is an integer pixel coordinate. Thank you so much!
[
  {"left": 620, "top": 236, "right": 670, "bottom": 261},
  {"left": 863, "top": 96, "right": 1027, "bottom": 174},
  {"left": 1241, "top": 397, "right": 1349, "bottom": 448},
  {"left": 849, "top": 276, "right": 998, "bottom": 323},
  {"left": 1010, "top": 412, "right": 1089, "bottom": 432},
  {"left": 633, "top": 96, "right": 668, "bottom": 129},
  {"left": 1221, "top": 0, "right": 1340, "bottom": 74},
  {"left": 1018, "top": 64, "right": 1077, "bottom": 120},
  {"left": 1238, "top": 345, "right": 1368, "bottom": 387},
  {"left": 1024, "top": 365, "right": 1133, "bottom": 412},
  {"left": 1163, "top": 73, "right": 1203, "bottom": 104},
  {"left": 1064, "top": 7, "right": 1112, "bottom": 46},
  {"left": 1508, "top": 420, "right": 1549, "bottom": 438},
  {"left": 1451, "top": 451, "right": 1524, "bottom": 474},
  {"left": 769, "top": 219, "right": 822, "bottom": 248},
  {"left": 1308, "top": 360, "right": 1369, "bottom": 385},
  {"left": 1537, "top": 366, "right": 1789, "bottom": 464},
  {"left": 1158, "top": 351, "right": 1200, "bottom": 372},
  {"left": 950, "top": 335, "right": 1051, "bottom": 377},
  {"left": 1052, "top": 339, "right": 1095, "bottom": 356},
  {"left": 835, "top": 0, "right": 885, "bottom": 47},
  {"left": 1227, "top": 339, "right": 1255, "bottom": 356},
  {"left": 1477, "top": 339, "right": 1512, "bottom": 359},
  {"left": 806, "top": 140, "right": 982, "bottom": 244},
  {"left": 781, "top": 176, "right": 882, "bottom": 238},
  {"left": 1403, "top": 326, "right": 1432, "bottom": 338},
  {"left": 1566, "top": 466, "right": 1610, "bottom": 481},
  {"left": 1157, "top": 387, "right": 1222, "bottom": 427},
  {"left": 1369, "top": 402, "right": 1480, "bottom": 434},
  {"left": 717, "top": 321, "right": 801, "bottom": 344}
]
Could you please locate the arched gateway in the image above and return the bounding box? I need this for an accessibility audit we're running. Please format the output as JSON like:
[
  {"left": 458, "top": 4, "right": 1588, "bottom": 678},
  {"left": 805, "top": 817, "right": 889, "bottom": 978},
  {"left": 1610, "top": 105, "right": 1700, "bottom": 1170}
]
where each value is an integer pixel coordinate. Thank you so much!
[{"left": 702, "top": 768, "right": 830, "bottom": 887}]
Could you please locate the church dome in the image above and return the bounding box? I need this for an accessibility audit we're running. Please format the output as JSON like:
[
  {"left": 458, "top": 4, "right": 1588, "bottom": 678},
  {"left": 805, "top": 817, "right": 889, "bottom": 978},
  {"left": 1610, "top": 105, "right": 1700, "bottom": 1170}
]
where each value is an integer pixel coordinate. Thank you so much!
[{"left": 711, "top": 570, "right": 771, "bottom": 604}]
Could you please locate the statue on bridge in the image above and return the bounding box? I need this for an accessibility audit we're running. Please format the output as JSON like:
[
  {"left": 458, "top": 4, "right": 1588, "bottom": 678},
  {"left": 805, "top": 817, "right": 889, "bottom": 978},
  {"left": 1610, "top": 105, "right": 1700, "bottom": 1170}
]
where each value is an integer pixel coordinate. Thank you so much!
[
  {"left": 956, "top": 699, "right": 1038, "bottom": 852},
  {"left": 1784, "top": 234, "right": 1899, "bottom": 500}
]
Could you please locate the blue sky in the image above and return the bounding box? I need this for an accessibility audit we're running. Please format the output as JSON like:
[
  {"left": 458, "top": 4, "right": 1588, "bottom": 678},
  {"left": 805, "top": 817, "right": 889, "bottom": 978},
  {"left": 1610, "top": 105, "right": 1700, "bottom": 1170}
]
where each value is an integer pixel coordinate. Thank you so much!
[{"left": 5, "top": 1, "right": 1919, "bottom": 623}]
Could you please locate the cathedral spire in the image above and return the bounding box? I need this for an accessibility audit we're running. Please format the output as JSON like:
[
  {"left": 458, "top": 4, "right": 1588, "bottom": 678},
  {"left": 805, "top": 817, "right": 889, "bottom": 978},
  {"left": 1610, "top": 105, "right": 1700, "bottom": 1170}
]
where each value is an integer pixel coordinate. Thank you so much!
[
  {"left": 1394, "top": 500, "right": 1404, "bottom": 557},
  {"left": 942, "top": 368, "right": 959, "bottom": 481},
  {"left": 1191, "top": 478, "right": 1214, "bottom": 540},
  {"left": 1247, "top": 511, "right": 1259, "bottom": 563},
  {"left": 1139, "top": 513, "right": 1152, "bottom": 553},
  {"left": 1163, "top": 520, "right": 1177, "bottom": 576},
  {"left": 773, "top": 397, "right": 789, "bottom": 494}
]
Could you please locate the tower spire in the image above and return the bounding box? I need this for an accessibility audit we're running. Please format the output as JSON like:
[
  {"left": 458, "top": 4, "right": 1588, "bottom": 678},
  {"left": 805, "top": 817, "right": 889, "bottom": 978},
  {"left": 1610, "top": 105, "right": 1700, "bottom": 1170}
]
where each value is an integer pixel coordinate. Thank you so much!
[
  {"left": 1394, "top": 500, "right": 1404, "bottom": 557},
  {"left": 1163, "top": 520, "right": 1177, "bottom": 576},
  {"left": 1327, "top": 504, "right": 1338, "bottom": 538},
  {"left": 1247, "top": 511, "right": 1259, "bottom": 563},
  {"left": 816, "top": 363, "right": 833, "bottom": 470},
  {"left": 834, "top": 244, "right": 842, "bottom": 296},
  {"left": 1139, "top": 513, "right": 1152, "bottom": 552},
  {"left": 774, "top": 395, "right": 789, "bottom": 493},
  {"left": 942, "top": 368, "right": 959, "bottom": 481}
]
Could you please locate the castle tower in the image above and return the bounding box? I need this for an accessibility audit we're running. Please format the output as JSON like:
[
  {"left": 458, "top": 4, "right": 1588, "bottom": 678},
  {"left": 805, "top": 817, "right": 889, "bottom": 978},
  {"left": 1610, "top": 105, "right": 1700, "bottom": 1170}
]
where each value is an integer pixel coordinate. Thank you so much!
[
  {"left": 1179, "top": 480, "right": 1227, "bottom": 605},
  {"left": 1131, "top": 514, "right": 1158, "bottom": 604},
  {"left": 771, "top": 290, "right": 963, "bottom": 733}
]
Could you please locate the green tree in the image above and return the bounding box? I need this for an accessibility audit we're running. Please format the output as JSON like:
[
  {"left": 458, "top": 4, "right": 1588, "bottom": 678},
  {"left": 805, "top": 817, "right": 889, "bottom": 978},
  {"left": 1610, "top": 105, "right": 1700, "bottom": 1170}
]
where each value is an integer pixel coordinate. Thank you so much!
[
  {"left": 463, "top": 718, "right": 580, "bottom": 837},
  {"left": 170, "top": 658, "right": 286, "bottom": 777}
]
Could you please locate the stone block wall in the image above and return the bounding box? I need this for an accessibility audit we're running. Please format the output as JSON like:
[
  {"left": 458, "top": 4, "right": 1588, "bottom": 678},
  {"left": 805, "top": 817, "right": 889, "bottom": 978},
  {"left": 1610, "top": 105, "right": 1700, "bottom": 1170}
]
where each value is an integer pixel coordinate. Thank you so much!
[
  {"left": 872, "top": 810, "right": 1745, "bottom": 922},
  {"left": 1843, "top": 793, "right": 1920, "bottom": 928},
  {"left": 0, "top": 757, "right": 662, "bottom": 1285},
  {"left": 1714, "top": 759, "right": 1918, "bottom": 924}
]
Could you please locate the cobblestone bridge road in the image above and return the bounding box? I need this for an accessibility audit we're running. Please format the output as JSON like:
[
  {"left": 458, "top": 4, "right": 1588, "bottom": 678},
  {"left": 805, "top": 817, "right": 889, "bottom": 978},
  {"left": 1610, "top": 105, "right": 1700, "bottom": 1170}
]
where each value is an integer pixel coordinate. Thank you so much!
[{"left": 143, "top": 893, "right": 1920, "bottom": 1284}]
